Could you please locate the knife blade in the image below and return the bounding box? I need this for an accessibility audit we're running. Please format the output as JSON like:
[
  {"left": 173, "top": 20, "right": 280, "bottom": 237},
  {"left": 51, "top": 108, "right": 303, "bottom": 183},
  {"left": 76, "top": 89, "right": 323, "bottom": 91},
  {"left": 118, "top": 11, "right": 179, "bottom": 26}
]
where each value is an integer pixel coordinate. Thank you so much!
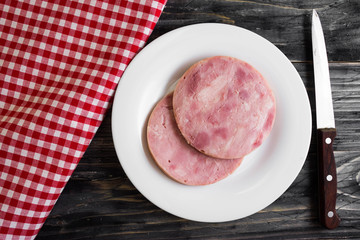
[{"left": 312, "top": 9, "right": 340, "bottom": 229}]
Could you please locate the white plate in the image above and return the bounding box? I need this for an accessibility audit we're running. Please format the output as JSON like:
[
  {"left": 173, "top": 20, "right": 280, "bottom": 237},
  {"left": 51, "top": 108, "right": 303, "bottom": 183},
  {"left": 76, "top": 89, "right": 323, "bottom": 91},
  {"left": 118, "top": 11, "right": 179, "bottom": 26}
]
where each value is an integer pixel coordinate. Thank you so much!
[{"left": 111, "top": 23, "right": 312, "bottom": 222}]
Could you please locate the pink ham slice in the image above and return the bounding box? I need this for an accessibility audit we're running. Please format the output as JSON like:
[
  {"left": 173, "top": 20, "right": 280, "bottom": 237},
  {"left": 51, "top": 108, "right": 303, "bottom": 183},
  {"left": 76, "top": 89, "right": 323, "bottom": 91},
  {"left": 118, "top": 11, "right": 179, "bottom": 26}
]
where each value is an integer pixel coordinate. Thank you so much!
[
  {"left": 147, "top": 93, "right": 243, "bottom": 186},
  {"left": 173, "top": 56, "right": 276, "bottom": 159}
]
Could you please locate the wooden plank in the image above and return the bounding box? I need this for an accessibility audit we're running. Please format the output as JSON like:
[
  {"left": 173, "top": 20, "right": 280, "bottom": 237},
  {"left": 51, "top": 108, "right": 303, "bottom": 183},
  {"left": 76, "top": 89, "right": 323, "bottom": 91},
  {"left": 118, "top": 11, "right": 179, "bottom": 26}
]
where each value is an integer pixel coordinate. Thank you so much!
[{"left": 151, "top": 0, "right": 360, "bottom": 62}]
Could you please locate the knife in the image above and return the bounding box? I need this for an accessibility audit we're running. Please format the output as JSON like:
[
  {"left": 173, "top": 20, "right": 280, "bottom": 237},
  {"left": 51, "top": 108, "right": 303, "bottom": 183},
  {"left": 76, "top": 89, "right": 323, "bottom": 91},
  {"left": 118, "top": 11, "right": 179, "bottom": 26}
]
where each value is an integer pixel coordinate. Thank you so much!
[{"left": 312, "top": 9, "right": 340, "bottom": 229}]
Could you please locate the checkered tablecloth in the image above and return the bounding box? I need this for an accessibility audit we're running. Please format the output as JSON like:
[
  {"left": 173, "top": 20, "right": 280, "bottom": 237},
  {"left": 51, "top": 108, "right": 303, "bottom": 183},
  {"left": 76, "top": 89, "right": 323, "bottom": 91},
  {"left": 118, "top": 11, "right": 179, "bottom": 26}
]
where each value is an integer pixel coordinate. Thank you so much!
[{"left": 0, "top": 0, "right": 166, "bottom": 239}]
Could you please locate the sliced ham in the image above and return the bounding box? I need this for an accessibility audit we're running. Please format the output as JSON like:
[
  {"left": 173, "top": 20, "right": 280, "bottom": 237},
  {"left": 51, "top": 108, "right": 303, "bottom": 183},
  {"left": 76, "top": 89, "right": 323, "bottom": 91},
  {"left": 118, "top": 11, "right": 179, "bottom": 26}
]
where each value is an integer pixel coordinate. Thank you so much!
[
  {"left": 173, "top": 56, "right": 276, "bottom": 159},
  {"left": 147, "top": 93, "right": 243, "bottom": 186}
]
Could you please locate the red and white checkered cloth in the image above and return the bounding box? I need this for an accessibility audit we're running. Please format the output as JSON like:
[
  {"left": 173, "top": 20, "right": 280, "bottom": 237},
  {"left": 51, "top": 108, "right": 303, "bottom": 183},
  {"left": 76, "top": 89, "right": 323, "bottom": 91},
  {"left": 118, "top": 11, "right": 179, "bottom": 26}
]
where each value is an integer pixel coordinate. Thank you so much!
[{"left": 0, "top": 0, "right": 166, "bottom": 239}]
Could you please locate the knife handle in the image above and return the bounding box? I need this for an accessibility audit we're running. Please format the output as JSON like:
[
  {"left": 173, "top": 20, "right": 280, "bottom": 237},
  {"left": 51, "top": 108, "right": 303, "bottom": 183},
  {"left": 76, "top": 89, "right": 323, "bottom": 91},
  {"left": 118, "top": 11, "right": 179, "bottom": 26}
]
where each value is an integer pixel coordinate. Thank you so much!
[{"left": 317, "top": 128, "right": 340, "bottom": 229}]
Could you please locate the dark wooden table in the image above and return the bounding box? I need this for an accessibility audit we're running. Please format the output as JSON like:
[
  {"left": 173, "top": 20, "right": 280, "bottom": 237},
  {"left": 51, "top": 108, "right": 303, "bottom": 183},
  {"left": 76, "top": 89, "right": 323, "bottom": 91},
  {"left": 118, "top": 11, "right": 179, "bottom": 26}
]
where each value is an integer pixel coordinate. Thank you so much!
[{"left": 36, "top": 1, "right": 360, "bottom": 239}]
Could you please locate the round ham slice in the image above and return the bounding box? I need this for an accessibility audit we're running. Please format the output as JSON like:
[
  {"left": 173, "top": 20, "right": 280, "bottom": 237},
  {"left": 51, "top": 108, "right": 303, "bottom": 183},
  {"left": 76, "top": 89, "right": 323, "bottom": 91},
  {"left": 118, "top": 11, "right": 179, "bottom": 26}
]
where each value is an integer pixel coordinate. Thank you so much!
[
  {"left": 173, "top": 56, "right": 276, "bottom": 159},
  {"left": 147, "top": 93, "right": 243, "bottom": 186}
]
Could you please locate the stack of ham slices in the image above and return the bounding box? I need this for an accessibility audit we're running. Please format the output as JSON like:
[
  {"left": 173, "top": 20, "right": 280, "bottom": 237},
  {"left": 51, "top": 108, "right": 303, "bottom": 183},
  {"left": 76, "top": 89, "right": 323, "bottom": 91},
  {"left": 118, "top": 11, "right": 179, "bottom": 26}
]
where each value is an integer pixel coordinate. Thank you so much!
[{"left": 147, "top": 56, "right": 276, "bottom": 185}]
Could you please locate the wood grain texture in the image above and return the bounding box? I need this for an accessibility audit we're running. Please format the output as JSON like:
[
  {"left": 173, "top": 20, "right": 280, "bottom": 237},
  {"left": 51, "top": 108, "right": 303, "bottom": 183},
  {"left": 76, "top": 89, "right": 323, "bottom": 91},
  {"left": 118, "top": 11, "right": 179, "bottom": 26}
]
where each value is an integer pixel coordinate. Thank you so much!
[{"left": 36, "top": 0, "right": 360, "bottom": 239}]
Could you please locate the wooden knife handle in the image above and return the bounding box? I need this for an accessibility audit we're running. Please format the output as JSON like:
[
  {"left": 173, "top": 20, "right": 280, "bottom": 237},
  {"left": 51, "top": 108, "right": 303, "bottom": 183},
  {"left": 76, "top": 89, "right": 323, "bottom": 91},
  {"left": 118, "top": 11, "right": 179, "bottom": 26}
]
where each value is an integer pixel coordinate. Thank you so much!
[{"left": 317, "top": 128, "right": 340, "bottom": 229}]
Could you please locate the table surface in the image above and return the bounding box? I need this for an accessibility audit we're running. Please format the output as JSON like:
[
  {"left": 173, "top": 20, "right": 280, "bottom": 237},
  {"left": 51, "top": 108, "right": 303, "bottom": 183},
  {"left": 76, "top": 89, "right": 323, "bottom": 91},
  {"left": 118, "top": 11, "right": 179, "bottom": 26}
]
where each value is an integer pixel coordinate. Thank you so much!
[{"left": 36, "top": 1, "right": 360, "bottom": 239}]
